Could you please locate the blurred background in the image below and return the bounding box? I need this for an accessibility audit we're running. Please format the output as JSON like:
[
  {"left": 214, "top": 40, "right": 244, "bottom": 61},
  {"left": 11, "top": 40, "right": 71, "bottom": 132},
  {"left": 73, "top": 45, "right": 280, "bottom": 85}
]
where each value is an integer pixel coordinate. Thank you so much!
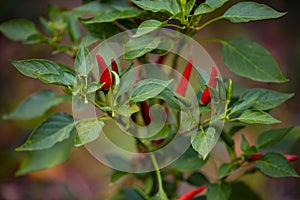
[{"left": 0, "top": 0, "right": 299, "bottom": 199}]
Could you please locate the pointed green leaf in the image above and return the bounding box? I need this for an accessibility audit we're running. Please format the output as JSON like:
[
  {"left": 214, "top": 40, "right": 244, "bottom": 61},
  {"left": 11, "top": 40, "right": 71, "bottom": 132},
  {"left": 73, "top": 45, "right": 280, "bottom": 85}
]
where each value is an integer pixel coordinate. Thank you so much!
[
  {"left": 16, "top": 112, "right": 75, "bottom": 151},
  {"left": 240, "top": 88, "right": 294, "bottom": 110},
  {"left": 130, "top": 79, "right": 173, "bottom": 102},
  {"left": 0, "top": 19, "right": 43, "bottom": 43},
  {"left": 75, "top": 42, "right": 93, "bottom": 76},
  {"left": 257, "top": 128, "right": 293, "bottom": 149},
  {"left": 131, "top": 0, "right": 180, "bottom": 15},
  {"left": 240, "top": 134, "right": 250, "bottom": 152},
  {"left": 187, "top": 172, "right": 210, "bottom": 187},
  {"left": 195, "top": 0, "right": 228, "bottom": 15},
  {"left": 66, "top": 14, "right": 81, "bottom": 43},
  {"left": 133, "top": 20, "right": 163, "bottom": 38},
  {"left": 222, "top": 39, "right": 288, "bottom": 83},
  {"left": 223, "top": 2, "right": 286, "bottom": 23},
  {"left": 218, "top": 163, "right": 238, "bottom": 180},
  {"left": 191, "top": 127, "right": 216, "bottom": 159},
  {"left": 229, "top": 94, "right": 258, "bottom": 115},
  {"left": 15, "top": 135, "right": 74, "bottom": 176},
  {"left": 255, "top": 152, "right": 299, "bottom": 177},
  {"left": 11, "top": 59, "right": 76, "bottom": 86},
  {"left": 207, "top": 182, "right": 232, "bottom": 200},
  {"left": 230, "top": 182, "right": 262, "bottom": 200},
  {"left": 3, "top": 90, "right": 67, "bottom": 120},
  {"left": 170, "top": 146, "right": 207, "bottom": 171},
  {"left": 124, "top": 35, "right": 161, "bottom": 60},
  {"left": 235, "top": 110, "right": 280, "bottom": 124},
  {"left": 74, "top": 119, "right": 104, "bottom": 147}
]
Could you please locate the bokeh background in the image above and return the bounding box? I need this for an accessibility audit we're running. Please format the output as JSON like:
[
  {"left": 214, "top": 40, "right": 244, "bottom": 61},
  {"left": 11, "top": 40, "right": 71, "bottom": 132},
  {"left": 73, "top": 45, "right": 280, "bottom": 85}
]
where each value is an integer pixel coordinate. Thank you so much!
[{"left": 0, "top": 0, "right": 300, "bottom": 199}]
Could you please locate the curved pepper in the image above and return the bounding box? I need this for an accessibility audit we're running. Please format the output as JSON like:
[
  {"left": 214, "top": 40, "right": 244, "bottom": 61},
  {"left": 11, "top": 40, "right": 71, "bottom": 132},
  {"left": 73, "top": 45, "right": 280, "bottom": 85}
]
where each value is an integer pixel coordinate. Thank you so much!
[
  {"left": 177, "top": 185, "right": 206, "bottom": 200},
  {"left": 96, "top": 54, "right": 119, "bottom": 90},
  {"left": 200, "top": 66, "right": 217, "bottom": 105},
  {"left": 176, "top": 58, "right": 193, "bottom": 96}
]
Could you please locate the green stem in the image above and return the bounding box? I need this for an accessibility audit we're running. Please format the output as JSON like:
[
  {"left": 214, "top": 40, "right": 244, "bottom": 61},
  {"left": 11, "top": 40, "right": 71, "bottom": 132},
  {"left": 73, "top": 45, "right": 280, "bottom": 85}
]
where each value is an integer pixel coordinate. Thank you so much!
[
  {"left": 150, "top": 152, "right": 164, "bottom": 192},
  {"left": 195, "top": 16, "right": 224, "bottom": 31}
]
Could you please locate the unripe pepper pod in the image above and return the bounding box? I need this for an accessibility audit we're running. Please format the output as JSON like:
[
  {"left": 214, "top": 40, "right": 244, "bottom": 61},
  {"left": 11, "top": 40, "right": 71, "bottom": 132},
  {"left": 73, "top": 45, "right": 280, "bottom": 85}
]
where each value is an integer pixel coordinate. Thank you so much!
[
  {"left": 177, "top": 185, "right": 206, "bottom": 200},
  {"left": 96, "top": 54, "right": 119, "bottom": 90},
  {"left": 200, "top": 66, "right": 217, "bottom": 105},
  {"left": 176, "top": 58, "right": 193, "bottom": 96}
]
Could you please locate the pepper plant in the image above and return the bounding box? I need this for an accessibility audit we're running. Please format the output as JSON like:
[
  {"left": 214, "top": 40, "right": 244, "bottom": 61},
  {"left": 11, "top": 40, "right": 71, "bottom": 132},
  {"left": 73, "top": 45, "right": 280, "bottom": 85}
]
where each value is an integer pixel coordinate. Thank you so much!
[{"left": 1, "top": 0, "right": 299, "bottom": 199}]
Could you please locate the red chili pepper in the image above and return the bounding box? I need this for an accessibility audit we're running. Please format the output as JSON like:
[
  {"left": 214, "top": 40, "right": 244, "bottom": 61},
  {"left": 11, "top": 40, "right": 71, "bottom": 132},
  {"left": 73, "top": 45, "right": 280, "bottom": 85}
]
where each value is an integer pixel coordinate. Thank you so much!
[
  {"left": 140, "top": 101, "right": 151, "bottom": 126},
  {"left": 96, "top": 54, "right": 119, "bottom": 90},
  {"left": 176, "top": 58, "right": 193, "bottom": 96},
  {"left": 156, "top": 55, "right": 167, "bottom": 64},
  {"left": 200, "top": 66, "right": 217, "bottom": 105},
  {"left": 250, "top": 153, "right": 298, "bottom": 162},
  {"left": 177, "top": 185, "right": 206, "bottom": 200},
  {"left": 152, "top": 139, "right": 164, "bottom": 146}
]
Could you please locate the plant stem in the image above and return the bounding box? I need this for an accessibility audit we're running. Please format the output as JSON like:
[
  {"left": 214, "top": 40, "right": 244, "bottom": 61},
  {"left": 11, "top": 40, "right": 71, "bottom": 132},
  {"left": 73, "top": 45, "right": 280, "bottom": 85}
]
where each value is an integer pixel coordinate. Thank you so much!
[
  {"left": 195, "top": 16, "right": 223, "bottom": 31},
  {"left": 150, "top": 152, "right": 164, "bottom": 192}
]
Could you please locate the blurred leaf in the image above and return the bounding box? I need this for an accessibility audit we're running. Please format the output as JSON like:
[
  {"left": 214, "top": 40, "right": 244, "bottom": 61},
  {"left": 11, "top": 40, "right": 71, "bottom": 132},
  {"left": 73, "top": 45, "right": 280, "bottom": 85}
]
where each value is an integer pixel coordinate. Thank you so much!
[
  {"left": 240, "top": 134, "right": 250, "bottom": 152},
  {"left": 184, "top": 0, "right": 196, "bottom": 16},
  {"left": 48, "top": 5, "right": 67, "bottom": 30},
  {"left": 191, "top": 127, "right": 216, "bottom": 159},
  {"left": 187, "top": 172, "right": 210, "bottom": 187},
  {"left": 195, "top": 0, "right": 228, "bottom": 15},
  {"left": 240, "top": 88, "right": 294, "bottom": 111},
  {"left": 39, "top": 16, "right": 55, "bottom": 35},
  {"left": 207, "top": 182, "right": 231, "bottom": 200},
  {"left": 16, "top": 112, "right": 74, "bottom": 151},
  {"left": 234, "top": 110, "right": 280, "bottom": 124},
  {"left": 83, "top": 22, "right": 122, "bottom": 40},
  {"left": 257, "top": 128, "right": 293, "bottom": 150},
  {"left": 131, "top": 0, "right": 180, "bottom": 15},
  {"left": 222, "top": 39, "right": 288, "bottom": 83},
  {"left": 124, "top": 35, "right": 161, "bottom": 59},
  {"left": 16, "top": 133, "right": 74, "bottom": 176},
  {"left": 230, "top": 181, "right": 262, "bottom": 200},
  {"left": 170, "top": 146, "right": 207, "bottom": 171},
  {"left": 0, "top": 19, "right": 44, "bottom": 44},
  {"left": 11, "top": 59, "right": 76, "bottom": 86},
  {"left": 133, "top": 20, "right": 163, "bottom": 38},
  {"left": 75, "top": 42, "right": 93, "bottom": 76},
  {"left": 130, "top": 79, "right": 173, "bottom": 102},
  {"left": 66, "top": 13, "right": 81, "bottom": 43},
  {"left": 74, "top": 118, "right": 104, "bottom": 147},
  {"left": 255, "top": 152, "right": 299, "bottom": 178},
  {"left": 3, "top": 90, "right": 67, "bottom": 120},
  {"left": 111, "top": 170, "right": 128, "bottom": 183},
  {"left": 218, "top": 163, "right": 238, "bottom": 179},
  {"left": 223, "top": 2, "right": 286, "bottom": 23}
]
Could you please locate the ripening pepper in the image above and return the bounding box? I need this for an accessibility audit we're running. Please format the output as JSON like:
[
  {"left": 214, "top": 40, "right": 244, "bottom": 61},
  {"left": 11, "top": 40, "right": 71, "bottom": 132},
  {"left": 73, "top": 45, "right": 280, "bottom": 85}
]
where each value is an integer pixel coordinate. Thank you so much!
[
  {"left": 176, "top": 58, "right": 193, "bottom": 96},
  {"left": 200, "top": 66, "right": 217, "bottom": 105},
  {"left": 96, "top": 54, "right": 119, "bottom": 90},
  {"left": 177, "top": 185, "right": 206, "bottom": 200},
  {"left": 250, "top": 153, "right": 298, "bottom": 162}
]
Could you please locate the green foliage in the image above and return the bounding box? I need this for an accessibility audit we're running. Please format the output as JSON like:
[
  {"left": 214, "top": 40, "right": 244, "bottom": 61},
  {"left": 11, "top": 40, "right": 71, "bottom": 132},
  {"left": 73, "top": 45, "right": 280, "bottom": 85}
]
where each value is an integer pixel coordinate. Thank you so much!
[{"left": 1, "top": 0, "right": 298, "bottom": 199}]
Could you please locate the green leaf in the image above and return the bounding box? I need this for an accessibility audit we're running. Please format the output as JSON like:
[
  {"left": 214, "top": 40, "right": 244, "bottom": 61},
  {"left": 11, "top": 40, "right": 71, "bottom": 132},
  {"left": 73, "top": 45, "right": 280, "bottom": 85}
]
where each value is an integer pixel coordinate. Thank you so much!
[
  {"left": 15, "top": 134, "right": 74, "bottom": 176},
  {"left": 255, "top": 152, "right": 299, "bottom": 178},
  {"left": 66, "top": 14, "right": 81, "bottom": 43},
  {"left": 240, "top": 134, "right": 250, "bottom": 152},
  {"left": 75, "top": 42, "right": 93, "bottom": 76},
  {"left": 229, "top": 94, "right": 258, "bottom": 115},
  {"left": 130, "top": 79, "right": 173, "bottom": 102},
  {"left": 257, "top": 128, "right": 293, "bottom": 150},
  {"left": 207, "top": 182, "right": 232, "bottom": 200},
  {"left": 222, "top": 39, "right": 288, "bottom": 83},
  {"left": 39, "top": 17, "right": 55, "bottom": 35},
  {"left": 74, "top": 118, "right": 105, "bottom": 147},
  {"left": 3, "top": 90, "right": 66, "bottom": 120},
  {"left": 83, "top": 8, "right": 142, "bottom": 24},
  {"left": 240, "top": 88, "right": 294, "bottom": 110},
  {"left": 0, "top": 19, "right": 43, "bottom": 43},
  {"left": 195, "top": 0, "right": 228, "bottom": 15},
  {"left": 133, "top": 20, "right": 163, "bottom": 38},
  {"left": 131, "top": 0, "right": 180, "bottom": 15},
  {"left": 124, "top": 35, "right": 161, "bottom": 60},
  {"left": 223, "top": 1, "right": 286, "bottom": 23},
  {"left": 218, "top": 163, "right": 238, "bottom": 180},
  {"left": 83, "top": 22, "right": 122, "bottom": 40},
  {"left": 230, "top": 181, "right": 262, "bottom": 200},
  {"left": 191, "top": 127, "right": 216, "bottom": 159},
  {"left": 187, "top": 172, "right": 210, "bottom": 187},
  {"left": 235, "top": 110, "right": 280, "bottom": 124},
  {"left": 16, "top": 112, "right": 74, "bottom": 151},
  {"left": 11, "top": 59, "right": 76, "bottom": 86},
  {"left": 170, "top": 146, "right": 207, "bottom": 171},
  {"left": 110, "top": 170, "right": 128, "bottom": 184}
]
